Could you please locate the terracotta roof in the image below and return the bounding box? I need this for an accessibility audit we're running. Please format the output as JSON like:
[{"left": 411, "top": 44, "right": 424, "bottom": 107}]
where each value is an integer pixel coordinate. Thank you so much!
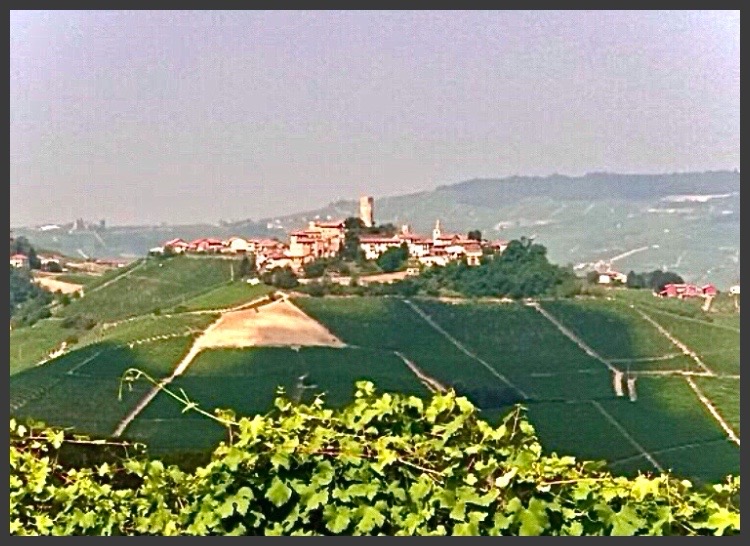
[
  {"left": 360, "top": 236, "right": 401, "bottom": 244},
  {"left": 10, "top": 254, "right": 27, "bottom": 260},
  {"left": 315, "top": 220, "right": 345, "bottom": 227}
]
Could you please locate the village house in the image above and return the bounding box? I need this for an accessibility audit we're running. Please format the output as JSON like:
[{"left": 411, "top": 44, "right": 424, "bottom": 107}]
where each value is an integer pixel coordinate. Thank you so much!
[
  {"left": 158, "top": 198, "right": 505, "bottom": 275},
  {"left": 224, "top": 237, "right": 251, "bottom": 254},
  {"left": 188, "top": 238, "right": 224, "bottom": 253},
  {"left": 659, "top": 283, "right": 717, "bottom": 299},
  {"left": 9, "top": 253, "right": 29, "bottom": 269},
  {"left": 38, "top": 255, "right": 63, "bottom": 271},
  {"left": 464, "top": 243, "right": 483, "bottom": 267},
  {"left": 593, "top": 261, "right": 628, "bottom": 285},
  {"left": 359, "top": 235, "right": 405, "bottom": 260},
  {"left": 163, "top": 238, "right": 189, "bottom": 254}
]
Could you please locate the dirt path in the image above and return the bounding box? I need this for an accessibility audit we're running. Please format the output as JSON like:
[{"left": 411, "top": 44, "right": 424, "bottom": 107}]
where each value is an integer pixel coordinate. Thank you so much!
[
  {"left": 393, "top": 351, "right": 446, "bottom": 393},
  {"left": 528, "top": 302, "right": 620, "bottom": 375},
  {"left": 112, "top": 315, "right": 226, "bottom": 438},
  {"left": 633, "top": 308, "right": 714, "bottom": 375},
  {"left": 684, "top": 376, "right": 740, "bottom": 446},
  {"left": 111, "top": 293, "right": 342, "bottom": 437},
  {"left": 87, "top": 260, "right": 144, "bottom": 295},
  {"left": 403, "top": 299, "right": 528, "bottom": 399},
  {"left": 640, "top": 306, "right": 740, "bottom": 334},
  {"left": 609, "top": 353, "right": 683, "bottom": 363},
  {"left": 590, "top": 400, "right": 663, "bottom": 472}
]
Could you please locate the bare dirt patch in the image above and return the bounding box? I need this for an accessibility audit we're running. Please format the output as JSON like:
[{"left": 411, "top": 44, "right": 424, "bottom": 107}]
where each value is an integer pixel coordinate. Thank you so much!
[
  {"left": 33, "top": 275, "right": 84, "bottom": 295},
  {"left": 197, "top": 298, "right": 345, "bottom": 349}
]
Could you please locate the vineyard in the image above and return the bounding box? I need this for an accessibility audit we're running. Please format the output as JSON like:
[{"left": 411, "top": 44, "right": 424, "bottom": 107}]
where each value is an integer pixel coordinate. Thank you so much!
[
  {"left": 10, "top": 386, "right": 740, "bottom": 535},
  {"left": 9, "top": 270, "right": 740, "bottom": 488},
  {"left": 54, "top": 256, "right": 237, "bottom": 322}
]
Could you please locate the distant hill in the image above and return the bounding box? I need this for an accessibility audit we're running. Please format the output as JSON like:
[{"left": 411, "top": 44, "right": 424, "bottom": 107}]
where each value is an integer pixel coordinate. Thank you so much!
[
  {"left": 14, "top": 171, "right": 740, "bottom": 288},
  {"left": 246, "top": 171, "right": 740, "bottom": 289}
]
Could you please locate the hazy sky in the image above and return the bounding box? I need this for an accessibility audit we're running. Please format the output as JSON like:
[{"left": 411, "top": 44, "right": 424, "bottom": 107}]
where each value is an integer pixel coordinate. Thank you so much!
[{"left": 10, "top": 10, "right": 740, "bottom": 227}]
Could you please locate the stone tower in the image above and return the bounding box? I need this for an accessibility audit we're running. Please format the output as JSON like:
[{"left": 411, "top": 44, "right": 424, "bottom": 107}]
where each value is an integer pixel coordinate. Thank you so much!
[{"left": 359, "top": 196, "right": 374, "bottom": 228}]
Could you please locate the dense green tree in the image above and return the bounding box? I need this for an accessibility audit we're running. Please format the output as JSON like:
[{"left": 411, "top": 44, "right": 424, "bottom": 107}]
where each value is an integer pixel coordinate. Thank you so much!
[
  {"left": 10, "top": 236, "right": 41, "bottom": 269},
  {"left": 262, "top": 266, "right": 299, "bottom": 289},
  {"left": 9, "top": 266, "right": 52, "bottom": 323},
  {"left": 468, "top": 229, "right": 482, "bottom": 241},
  {"left": 303, "top": 260, "right": 328, "bottom": 278},
  {"left": 407, "top": 239, "right": 577, "bottom": 299},
  {"left": 238, "top": 256, "right": 251, "bottom": 278},
  {"left": 626, "top": 270, "right": 684, "bottom": 291},
  {"left": 377, "top": 243, "right": 409, "bottom": 273}
]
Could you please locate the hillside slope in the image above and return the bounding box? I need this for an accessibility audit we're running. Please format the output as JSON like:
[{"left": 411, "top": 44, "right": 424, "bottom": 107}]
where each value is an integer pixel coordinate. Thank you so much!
[
  {"left": 245, "top": 171, "right": 739, "bottom": 289},
  {"left": 14, "top": 171, "right": 740, "bottom": 288}
]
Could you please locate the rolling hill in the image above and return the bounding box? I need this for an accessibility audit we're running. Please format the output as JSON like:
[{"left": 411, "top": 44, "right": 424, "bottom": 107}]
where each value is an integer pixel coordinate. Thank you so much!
[
  {"left": 9, "top": 253, "right": 740, "bottom": 485},
  {"left": 12, "top": 171, "right": 740, "bottom": 288},
  {"left": 243, "top": 171, "right": 740, "bottom": 289}
]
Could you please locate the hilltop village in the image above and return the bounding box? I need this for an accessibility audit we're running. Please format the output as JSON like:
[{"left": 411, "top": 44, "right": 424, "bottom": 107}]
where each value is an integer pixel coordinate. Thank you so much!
[{"left": 150, "top": 196, "right": 508, "bottom": 276}]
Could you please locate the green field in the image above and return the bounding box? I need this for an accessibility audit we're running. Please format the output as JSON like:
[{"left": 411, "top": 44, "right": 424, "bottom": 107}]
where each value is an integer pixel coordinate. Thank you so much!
[
  {"left": 292, "top": 296, "right": 739, "bottom": 484},
  {"left": 81, "top": 313, "right": 219, "bottom": 346},
  {"left": 540, "top": 300, "right": 678, "bottom": 363},
  {"left": 10, "top": 337, "right": 194, "bottom": 438},
  {"left": 10, "top": 310, "right": 219, "bottom": 375},
  {"left": 693, "top": 377, "right": 740, "bottom": 436},
  {"left": 127, "top": 346, "right": 430, "bottom": 452},
  {"left": 56, "top": 256, "right": 236, "bottom": 322},
  {"left": 9, "top": 291, "right": 739, "bottom": 484},
  {"left": 634, "top": 310, "right": 740, "bottom": 376},
  {"left": 55, "top": 273, "right": 102, "bottom": 286},
  {"left": 10, "top": 319, "right": 74, "bottom": 375},
  {"left": 174, "top": 281, "right": 273, "bottom": 311},
  {"left": 294, "top": 297, "right": 504, "bottom": 394}
]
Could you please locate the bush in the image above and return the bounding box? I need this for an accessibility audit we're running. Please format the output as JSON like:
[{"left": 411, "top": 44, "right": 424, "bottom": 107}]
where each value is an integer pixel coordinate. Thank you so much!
[
  {"left": 303, "top": 260, "right": 328, "bottom": 279},
  {"left": 306, "top": 282, "right": 326, "bottom": 297},
  {"left": 9, "top": 384, "right": 740, "bottom": 536},
  {"left": 377, "top": 244, "right": 409, "bottom": 273},
  {"left": 61, "top": 315, "right": 97, "bottom": 330}
]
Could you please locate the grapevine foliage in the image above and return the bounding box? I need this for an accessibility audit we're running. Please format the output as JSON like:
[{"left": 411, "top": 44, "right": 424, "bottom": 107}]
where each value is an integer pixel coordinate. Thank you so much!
[{"left": 10, "top": 381, "right": 740, "bottom": 536}]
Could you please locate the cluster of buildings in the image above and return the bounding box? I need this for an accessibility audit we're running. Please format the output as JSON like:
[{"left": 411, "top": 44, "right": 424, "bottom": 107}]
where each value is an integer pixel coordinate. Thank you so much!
[
  {"left": 153, "top": 196, "right": 509, "bottom": 275},
  {"left": 659, "top": 283, "right": 718, "bottom": 299}
]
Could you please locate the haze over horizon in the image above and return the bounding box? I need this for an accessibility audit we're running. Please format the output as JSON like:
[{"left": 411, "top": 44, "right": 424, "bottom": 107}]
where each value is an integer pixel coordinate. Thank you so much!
[{"left": 10, "top": 10, "right": 740, "bottom": 227}]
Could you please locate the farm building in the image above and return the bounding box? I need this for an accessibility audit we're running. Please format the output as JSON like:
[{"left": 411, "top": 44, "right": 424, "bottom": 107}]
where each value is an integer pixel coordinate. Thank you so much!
[
  {"left": 163, "top": 238, "right": 189, "bottom": 254},
  {"left": 659, "top": 283, "right": 717, "bottom": 299},
  {"left": 9, "top": 254, "right": 29, "bottom": 268}
]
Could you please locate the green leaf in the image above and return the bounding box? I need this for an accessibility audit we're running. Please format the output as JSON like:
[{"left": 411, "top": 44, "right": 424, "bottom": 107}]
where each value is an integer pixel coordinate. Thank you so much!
[
  {"left": 705, "top": 508, "right": 740, "bottom": 535},
  {"left": 356, "top": 505, "right": 385, "bottom": 534},
  {"left": 409, "top": 477, "right": 432, "bottom": 502},
  {"left": 631, "top": 475, "right": 659, "bottom": 501},
  {"left": 265, "top": 477, "right": 292, "bottom": 507},
  {"left": 305, "top": 489, "right": 329, "bottom": 512},
  {"left": 611, "top": 505, "right": 645, "bottom": 536},
  {"left": 450, "top": 501, "right": 467, "bottom": 521},
  {"left": 324, "top": 505, "right": 352, "bottom": 534},
  {"left": 519, "top": 498, "right": 548, "bottom": 536}
]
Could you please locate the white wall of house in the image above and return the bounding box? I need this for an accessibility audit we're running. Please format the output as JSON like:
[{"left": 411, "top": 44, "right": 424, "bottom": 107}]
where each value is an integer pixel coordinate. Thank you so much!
[{"left": 228, "top": 238, "right": 250, "bottom": 253}]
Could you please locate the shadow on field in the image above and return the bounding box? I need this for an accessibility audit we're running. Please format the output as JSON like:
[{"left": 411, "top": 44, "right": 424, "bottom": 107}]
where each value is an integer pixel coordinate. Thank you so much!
[{"left": 9, "top": 340, "right": 171, "bottom": 468}]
